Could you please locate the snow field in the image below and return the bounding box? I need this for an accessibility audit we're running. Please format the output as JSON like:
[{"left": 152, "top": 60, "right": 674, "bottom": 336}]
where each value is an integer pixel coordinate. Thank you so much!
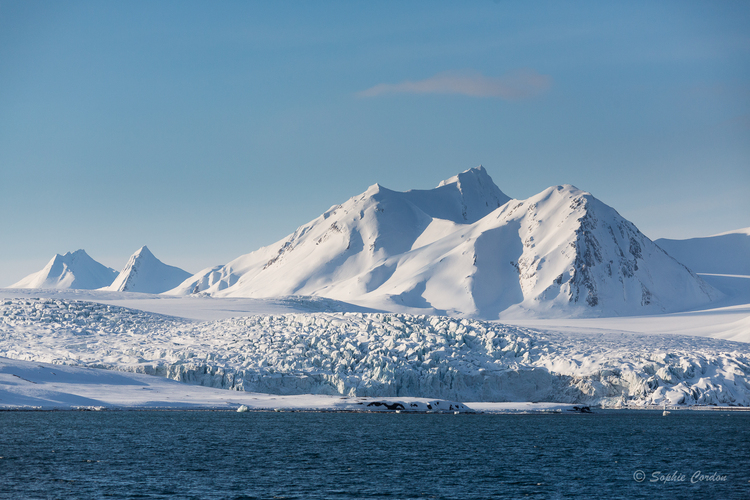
[
  {"left": 0, "top": 356, "right": 473, "bottom": 411},
  {"left": 1, "top": 298, "right": 749, "bottom": 406}
]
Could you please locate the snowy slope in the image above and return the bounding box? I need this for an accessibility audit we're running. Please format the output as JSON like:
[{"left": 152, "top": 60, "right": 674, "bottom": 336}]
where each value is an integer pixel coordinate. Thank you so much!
[
  {"left": 10, "top": 250, "right": 118, "bottom": 289},
  {"left": 2, "top": 298, "right": 748, "bottom": 406},
  {"left": 105, "top": 246, "right": 191, "bottom": 294},
  {"left": 169, "top": 166, "right": 510, "bottom": 298},
  {"left": 169, "top": 168, "right": 719, "bottom": 318},
  {"left": 655, "top": 227, "right": 750, "bottom": 276},
  {"left": 492, "top": 186, "right": 720, "bottom": 317},
  {"left": 0, "top": 288, "right": 746, "bottom": 342}
]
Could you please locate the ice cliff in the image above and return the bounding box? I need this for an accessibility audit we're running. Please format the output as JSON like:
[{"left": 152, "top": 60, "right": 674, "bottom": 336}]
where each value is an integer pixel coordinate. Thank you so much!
[{"left": 2, "top": 298, "right": 748, "bottom": 406}]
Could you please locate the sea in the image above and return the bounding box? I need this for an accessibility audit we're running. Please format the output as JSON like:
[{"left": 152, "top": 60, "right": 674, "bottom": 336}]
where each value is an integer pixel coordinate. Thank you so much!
[{"left": 1, "top": 410, "right": 748, "bottom": 499}]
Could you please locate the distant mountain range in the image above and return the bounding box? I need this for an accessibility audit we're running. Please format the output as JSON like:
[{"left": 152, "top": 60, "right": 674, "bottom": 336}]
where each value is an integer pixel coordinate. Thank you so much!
[
  {"left": 11, "top": 246, "right": 190, "bottom": 295},
  {"left": 10, "top": 167, "right": 745, "bottom": 318}
]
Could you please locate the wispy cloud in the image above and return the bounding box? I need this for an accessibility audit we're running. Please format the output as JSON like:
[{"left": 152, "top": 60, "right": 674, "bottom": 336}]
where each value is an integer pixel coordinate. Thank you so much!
[{"left": 357, "top": 69, "right": 552, "bottom": 99}]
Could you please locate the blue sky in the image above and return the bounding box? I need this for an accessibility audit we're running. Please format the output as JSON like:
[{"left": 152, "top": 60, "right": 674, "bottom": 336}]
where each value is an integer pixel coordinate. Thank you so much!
[{"left": 1, "top": 0, "right": 748, "bottom": 285}]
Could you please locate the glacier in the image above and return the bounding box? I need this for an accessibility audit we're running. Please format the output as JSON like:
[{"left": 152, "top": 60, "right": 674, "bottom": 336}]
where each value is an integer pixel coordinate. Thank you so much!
[
  {"left": 2, "top": 167, "right": 747, "bottom": 409},
  {"left": 0, "top": 356, "right": 475, "bottom": 412},
  {"left": 2, "top": 297, "right": 748, "bottom": 407}
]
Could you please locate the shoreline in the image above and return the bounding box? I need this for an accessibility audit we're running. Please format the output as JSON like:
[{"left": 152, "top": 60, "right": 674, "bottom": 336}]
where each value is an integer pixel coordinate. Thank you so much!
[
  {"left": 3, "top": 356, "right": 749, "bottom": 413},
  {"left": 2, "top": 404, "right": 749, "bottom": 413}
]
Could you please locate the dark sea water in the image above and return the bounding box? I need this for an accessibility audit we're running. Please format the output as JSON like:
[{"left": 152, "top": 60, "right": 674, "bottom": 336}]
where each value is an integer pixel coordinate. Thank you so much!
[{"left": 1, "top": 410, "right": 748, "bottom": 499}]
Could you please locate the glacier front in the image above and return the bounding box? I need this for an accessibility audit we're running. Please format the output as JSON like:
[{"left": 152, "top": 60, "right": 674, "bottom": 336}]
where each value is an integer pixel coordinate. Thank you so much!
[{"left": 2, "top": 297, "right": 748, "bottom": 407}]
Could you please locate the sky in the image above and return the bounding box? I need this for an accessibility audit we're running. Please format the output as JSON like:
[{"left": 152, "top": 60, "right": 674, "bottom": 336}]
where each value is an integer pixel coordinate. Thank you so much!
[{"left": 1, "top": 0, "right": 748, "bottom": 286}]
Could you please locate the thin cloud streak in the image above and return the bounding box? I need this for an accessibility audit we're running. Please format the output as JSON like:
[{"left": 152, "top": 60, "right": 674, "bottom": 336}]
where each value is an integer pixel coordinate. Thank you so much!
[{"left": 357, "top": 69, "right": 552, "bottom": 99}]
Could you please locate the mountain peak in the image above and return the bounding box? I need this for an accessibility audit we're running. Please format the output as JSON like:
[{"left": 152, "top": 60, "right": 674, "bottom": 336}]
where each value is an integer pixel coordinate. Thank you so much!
[
  {"left": 422, "top": 165, "right": 510, "bottom": 223},
  {"left": 365, "top": 183, "right": 385, "bottom": 195},
  {"left": 105, "top": 246, "right": 191, "bottom": 294},
  {"left": 437, "top": 165, "right": 491, "bottom": 188},
  {"left": 134, "top": 245, "right": 153, "bottom": 257},
  {"left": 62, "top": 249, "right": 87, "bottom": 258},
  {"left": 10, "top": 249, "right": 118, "bottom": 290},
  {"left": 170, "top": 166, "right": 719, "bottom": 318}
]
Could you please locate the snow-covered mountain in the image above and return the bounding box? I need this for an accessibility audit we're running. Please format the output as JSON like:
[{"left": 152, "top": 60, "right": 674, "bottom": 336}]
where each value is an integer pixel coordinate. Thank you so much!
[
  {"left": 169, "top": 167, "right": 719, "bottom": 318},
  {"left": 105, "top": 246, "right": 191, "bottom": 294},
  {"left": 10, "top": 250, "right": 118, "bottom": 289},
  {"left": 655, "top": 227, "right": 750, "bottom": 276},
  {"left": 169, "top": 166, "right": 509, "bottom": 299}
]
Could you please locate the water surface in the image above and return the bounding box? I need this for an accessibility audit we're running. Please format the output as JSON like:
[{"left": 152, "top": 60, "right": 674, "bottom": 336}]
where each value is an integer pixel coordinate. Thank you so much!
[{"left": 1, "top": 410, "right": 748, "bottom": 499}]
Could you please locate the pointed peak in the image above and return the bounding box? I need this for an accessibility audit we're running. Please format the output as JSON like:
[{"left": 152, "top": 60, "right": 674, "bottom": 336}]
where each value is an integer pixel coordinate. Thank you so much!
[
  {"left": 436, "top": 165, "right": 492, "bottom": 188},
  {"left": 107, "top": 246, "right": 190, "bottom": 294},
  {"left": 366, "top": 183, "right": 386, "bottom": 194},
  {"left": 49, "top": 250, "right": 93, "bottom": 267},
  {"left": 133, "top": 245, "right": 154, "bottom": 258},
  {"left": 62, "top": 249, "right": 89, "bottom": 259}
]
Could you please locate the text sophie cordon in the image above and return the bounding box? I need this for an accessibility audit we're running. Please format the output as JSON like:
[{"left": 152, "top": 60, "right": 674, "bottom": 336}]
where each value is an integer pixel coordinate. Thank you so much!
[{"left": 633, "top": 470, "right": 728, "bottom": 484}]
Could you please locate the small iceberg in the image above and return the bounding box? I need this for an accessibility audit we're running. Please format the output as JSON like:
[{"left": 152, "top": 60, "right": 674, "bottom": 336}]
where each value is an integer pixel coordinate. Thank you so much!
[{"left": 236, "top": 405, "right": 249, "bottom": 413}]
